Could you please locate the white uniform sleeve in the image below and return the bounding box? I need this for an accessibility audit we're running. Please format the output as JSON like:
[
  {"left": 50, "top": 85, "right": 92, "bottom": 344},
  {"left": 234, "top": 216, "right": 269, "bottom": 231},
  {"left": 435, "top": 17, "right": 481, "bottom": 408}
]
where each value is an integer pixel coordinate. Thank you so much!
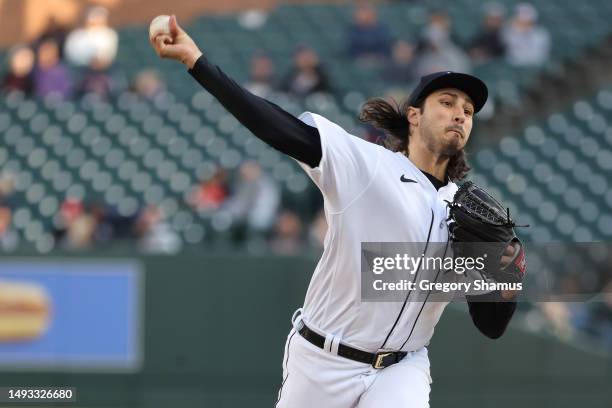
[{"left": 296, "top": 112, "right": 381, "bottom": 213}]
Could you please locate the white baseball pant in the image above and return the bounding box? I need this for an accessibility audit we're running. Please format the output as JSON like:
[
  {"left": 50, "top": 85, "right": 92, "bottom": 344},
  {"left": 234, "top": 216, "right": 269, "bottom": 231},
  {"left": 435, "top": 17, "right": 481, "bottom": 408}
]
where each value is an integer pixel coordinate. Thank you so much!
[{"left": 275, "top": 312, "right": 432, "bottom": 408}]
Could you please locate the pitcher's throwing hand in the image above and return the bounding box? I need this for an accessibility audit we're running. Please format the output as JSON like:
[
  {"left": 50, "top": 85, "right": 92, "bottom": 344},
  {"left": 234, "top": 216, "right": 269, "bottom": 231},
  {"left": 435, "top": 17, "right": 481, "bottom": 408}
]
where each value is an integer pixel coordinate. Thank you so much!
[{"left": 149, "top": 15, "right": 202, "bottom": 69}]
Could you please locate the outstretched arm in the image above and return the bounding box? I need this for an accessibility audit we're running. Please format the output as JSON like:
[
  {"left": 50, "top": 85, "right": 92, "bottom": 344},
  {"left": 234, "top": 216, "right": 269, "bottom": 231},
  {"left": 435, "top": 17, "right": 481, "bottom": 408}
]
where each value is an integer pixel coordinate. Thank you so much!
[{"left": 150, "top": 15, "right": 322, "bottom": 168}]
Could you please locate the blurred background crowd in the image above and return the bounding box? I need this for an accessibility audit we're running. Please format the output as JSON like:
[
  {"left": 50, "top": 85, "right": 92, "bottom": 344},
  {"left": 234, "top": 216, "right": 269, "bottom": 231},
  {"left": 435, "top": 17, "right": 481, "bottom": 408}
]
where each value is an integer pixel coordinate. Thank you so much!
[
  {"left": 2, "top": 2, "right": 554, "bottom": 110},
  {"left": 0, "top": 1, "right": 556, "bottom": 255},
  {"left": 1, "top": 0, "right": 611, "bottom": 360}
]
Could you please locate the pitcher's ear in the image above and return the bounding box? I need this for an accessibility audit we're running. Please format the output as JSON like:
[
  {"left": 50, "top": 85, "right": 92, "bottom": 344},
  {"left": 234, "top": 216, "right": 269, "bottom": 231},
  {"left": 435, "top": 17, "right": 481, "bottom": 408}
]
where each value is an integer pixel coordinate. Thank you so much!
[{"left": 407, "top": 106, "right": 420, "bottom": 127}]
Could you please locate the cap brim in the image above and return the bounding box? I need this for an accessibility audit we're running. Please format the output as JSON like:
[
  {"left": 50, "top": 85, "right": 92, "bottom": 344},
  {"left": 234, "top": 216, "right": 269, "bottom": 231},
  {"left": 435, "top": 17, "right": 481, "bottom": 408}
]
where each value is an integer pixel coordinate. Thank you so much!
[{"left": 415, "top": 72, "right": 488, "bottom": 113}]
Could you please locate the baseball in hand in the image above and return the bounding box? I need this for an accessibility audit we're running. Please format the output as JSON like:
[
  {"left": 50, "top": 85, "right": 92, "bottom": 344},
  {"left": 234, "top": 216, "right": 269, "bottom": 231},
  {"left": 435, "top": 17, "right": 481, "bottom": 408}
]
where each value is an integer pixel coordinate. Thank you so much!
[{"left": 149, "top": 15, "right": 171, "bottom": 40}]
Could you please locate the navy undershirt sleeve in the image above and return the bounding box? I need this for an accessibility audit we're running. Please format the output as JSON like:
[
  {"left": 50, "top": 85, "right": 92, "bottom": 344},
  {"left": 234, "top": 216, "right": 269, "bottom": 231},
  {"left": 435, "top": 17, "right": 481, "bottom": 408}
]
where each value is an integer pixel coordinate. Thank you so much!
[
  {"left": 188, "top": 55, "right": 322, "bottom": 168},
  {"left": 466, "top": 291, "right": 517, "bottom": 339}
]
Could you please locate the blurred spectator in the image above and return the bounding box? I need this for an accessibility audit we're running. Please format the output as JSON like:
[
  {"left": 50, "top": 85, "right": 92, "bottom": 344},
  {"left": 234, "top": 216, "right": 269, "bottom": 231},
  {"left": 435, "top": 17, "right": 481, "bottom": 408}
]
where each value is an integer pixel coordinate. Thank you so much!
[
  {"left": 0, "top": 207, "right": 18, "bottom": 252},
  {"left": 61, "top": 197, "right": 84, "bottom": 225},
  {"left": 65, "top": 213, "right": 97, "bottom": 249},
  {"left": 536, "top": 272, "right": 612, "bottom": 349},
  {"left": 53, "top": 196, "right": 83, "bottom": 243},
  {"left": 86, "top": 202, "right": 137, "bottom": 244},
  {"left": 64, "top": 6, "right": 118, "bottom": 68},
  {"left": 89, "top": 203, "right": 113, "bottom": 244},
  {"left": 538, "top": 302, "right": 575, "bottom": 340},
  {"left": 346, "top": 2, "right": 393, "bottom": 65},
  {"left": 225, "top": 161, "right": 280, "bottom": 236},
  {"left": 61, "top": 197, "right": 84, "bottom": 223},
  {"left": 416, "top": 10, "right": 463, "bottom": 52},
  {"left": 416, "top": 10, "right": 471, "bottom": 76},
  {"left": 0, "top": 173, "right": 17, "bottom": 210},
  {"left": 502, "top": 3, "right": 551, "bottom": 67},
  {"left": 33, "top": 15, "right": 70, "bottom": 59},
  {"left": 1, "top": 45, "right": 35, "bottom": 95},
  {"left": 132, "top": 69, "right": 165, "bottom": 101},
  {"left": 244, "top": 52, "right": 276, "bottom": 97},
  {"left": 33, "top": 39, "right": 72, "bottom": 100},
  {"left": 189, "top": 168, "right": 229, "bottom": 211},
  {"left": 469, "top": 3, "right": 507, "bottom": 64},
  {"left": 582, "top": 282, "right": 612, "bottom": 347},
  {"left": 55, "top": 198, "right": 98, "bottom": 250},
  {"left": 280, "top": 46, "right": 331, "bottom": 98},
  {"left": 269, "top": 210, "right": 304, "bottom": 255},
  {"left": 308, "top": 209, "right": 328, "bottom": 249},
  {"left": 75, "top": 57, "right": 116, "bottom": 99},
  {"left": 0, "top": 176, "right": 18, "bottom": 251},
  {"left": 135, "top": 205, "right": 181, "bottom": 254},
  {"left": 382, "top": 40, "right": 418, "bottom": 86}
]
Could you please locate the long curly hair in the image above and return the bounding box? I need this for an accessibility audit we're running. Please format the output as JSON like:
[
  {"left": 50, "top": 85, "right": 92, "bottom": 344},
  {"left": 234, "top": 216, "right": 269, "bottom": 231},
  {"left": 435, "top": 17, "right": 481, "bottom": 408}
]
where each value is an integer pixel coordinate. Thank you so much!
[{"left": 358, "top": 97, "right": 470, "bottom": 181}]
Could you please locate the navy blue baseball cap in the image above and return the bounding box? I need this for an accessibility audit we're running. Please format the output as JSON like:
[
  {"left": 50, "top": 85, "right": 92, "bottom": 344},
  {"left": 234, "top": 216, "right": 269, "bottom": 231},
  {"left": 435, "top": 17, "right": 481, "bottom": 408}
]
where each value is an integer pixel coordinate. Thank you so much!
[{"left": 408, "top": 71, "right": 488, "bottom": 113}]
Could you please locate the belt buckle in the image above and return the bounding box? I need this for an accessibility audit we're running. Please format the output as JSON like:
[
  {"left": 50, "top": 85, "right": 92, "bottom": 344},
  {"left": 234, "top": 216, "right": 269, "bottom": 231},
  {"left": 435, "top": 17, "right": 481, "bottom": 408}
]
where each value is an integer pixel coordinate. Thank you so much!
[{"left": 373, "top": 351, "right": 394, "bottom": 369}]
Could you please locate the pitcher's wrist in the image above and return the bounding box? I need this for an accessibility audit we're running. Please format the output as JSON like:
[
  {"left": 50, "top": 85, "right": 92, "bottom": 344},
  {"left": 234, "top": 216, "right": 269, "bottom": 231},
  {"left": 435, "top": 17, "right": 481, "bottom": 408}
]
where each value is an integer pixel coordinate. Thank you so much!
[{"left": 184, "top": 50, "right": 203, "bottom": 69}]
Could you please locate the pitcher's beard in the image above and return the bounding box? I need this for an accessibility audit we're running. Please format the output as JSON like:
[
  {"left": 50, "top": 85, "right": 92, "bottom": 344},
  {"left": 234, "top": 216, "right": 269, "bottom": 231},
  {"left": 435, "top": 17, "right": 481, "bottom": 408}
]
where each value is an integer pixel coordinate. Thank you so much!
[
  {"left": 439, "top": 137, "right": 462, "bottom": 157},
  {"left": 423, "top": 127, "right": 463, "bottom": 158}
]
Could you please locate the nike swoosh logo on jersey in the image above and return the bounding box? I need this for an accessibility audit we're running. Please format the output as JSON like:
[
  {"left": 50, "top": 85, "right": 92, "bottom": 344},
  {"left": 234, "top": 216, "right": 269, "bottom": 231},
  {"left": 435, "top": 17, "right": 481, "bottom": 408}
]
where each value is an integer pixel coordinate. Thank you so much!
[{"left": 400, "top": 175, "right": 417, "bottom": 183}]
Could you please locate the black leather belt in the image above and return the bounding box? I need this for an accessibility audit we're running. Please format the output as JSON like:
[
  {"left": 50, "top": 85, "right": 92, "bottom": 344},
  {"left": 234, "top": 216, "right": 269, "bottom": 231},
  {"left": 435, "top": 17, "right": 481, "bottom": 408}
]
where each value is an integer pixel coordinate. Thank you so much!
[{"left": 298, "top": 322, "right": 408, "bottom": 369}]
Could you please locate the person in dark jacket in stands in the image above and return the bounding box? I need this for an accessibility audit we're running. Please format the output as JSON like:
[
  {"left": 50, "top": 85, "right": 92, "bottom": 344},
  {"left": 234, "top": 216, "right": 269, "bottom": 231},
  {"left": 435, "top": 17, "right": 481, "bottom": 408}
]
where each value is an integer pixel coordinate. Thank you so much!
[
  {"left": 280, "top": 45, "right": 331, "bottom": 98},
  {"left": 469, "top": 3, "right": 507, "bottom": 64},
  {"left": 1, "top": 45, "right": 35, "bottom": 95},
  {"left": 346, "top": 2, "right": 393, "bottom": 66}
]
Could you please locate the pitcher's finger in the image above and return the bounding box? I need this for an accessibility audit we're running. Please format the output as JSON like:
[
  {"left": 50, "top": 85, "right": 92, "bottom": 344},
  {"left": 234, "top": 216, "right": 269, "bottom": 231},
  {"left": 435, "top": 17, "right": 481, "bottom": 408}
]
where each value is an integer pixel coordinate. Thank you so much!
[
  {"left": 169, "top": 15, "right": 180, "bottom": 37},
  {"left": 500, "top": 255, "right": 511, "bottom": 266},
  {"left": 155, "top": 34, "right": 172, "bottom": 46},
  {"left": 153, "top": 35, "right": 169, "bottom": 55}
]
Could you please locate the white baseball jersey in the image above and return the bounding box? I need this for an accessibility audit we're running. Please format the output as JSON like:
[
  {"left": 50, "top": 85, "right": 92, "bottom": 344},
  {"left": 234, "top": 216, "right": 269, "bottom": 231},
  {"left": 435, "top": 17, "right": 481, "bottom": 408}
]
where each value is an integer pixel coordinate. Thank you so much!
[{"left": 295, "top": 112, "right": 458, "bottom": 353}]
